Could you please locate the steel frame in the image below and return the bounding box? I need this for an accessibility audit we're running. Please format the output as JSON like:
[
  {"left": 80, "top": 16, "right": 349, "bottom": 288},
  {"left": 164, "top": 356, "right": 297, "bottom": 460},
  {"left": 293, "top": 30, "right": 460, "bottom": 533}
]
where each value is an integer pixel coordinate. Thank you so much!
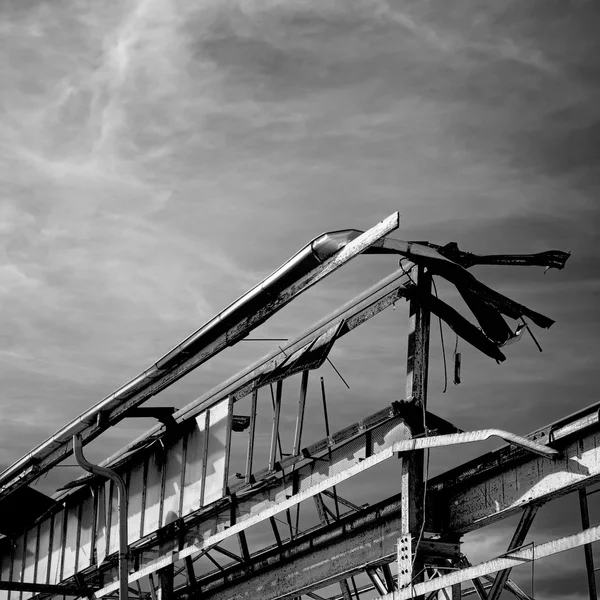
[{"left": 0, "top": 218, "right": 593, "bottom": 600}]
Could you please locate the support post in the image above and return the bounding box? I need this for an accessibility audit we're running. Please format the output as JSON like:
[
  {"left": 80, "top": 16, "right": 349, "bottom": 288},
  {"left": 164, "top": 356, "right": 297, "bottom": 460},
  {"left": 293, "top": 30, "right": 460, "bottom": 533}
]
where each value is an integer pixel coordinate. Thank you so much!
[
  {"left": 245, "top": 388, "right": 258, "bottom": 484},
  {"left": 488, "top": 505, "right": 538, "bottom": 600},
  {"left": 401, "top": 264, "right": 431, "bottom": 596},
  {"left": 269, "top": 381, "right": 283, "bottom": 471},
  {"left": 579, "top": 488, "right": 598, "bottom": 600},
  {"left": 292, "top": 371, "right": 309, "bottom": 456},
  {"left": 158, "top": 564, "right": 174, "bottom": 600}
]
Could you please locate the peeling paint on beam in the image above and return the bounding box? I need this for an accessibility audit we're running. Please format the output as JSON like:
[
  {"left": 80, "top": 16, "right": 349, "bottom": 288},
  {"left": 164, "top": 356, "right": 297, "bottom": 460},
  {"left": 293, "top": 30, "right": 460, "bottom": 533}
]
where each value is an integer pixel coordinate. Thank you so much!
[
  {"left": 430, "top": 428, "right": 600, "bottom": 534},
  {"left": 59, "top": 257, "right": 414, "bottom": 494},
  {"left": 379, "top": 525, "right": 600, "bottom": 599},
  {"left": 92, "top": 428, "right": 552, "bottom": 598},
  {"left": 0, "top": 213, "right": 400, "bottom": 499},
  {"left": 186, "top": 498, "right": 405, "bottom": 600}
]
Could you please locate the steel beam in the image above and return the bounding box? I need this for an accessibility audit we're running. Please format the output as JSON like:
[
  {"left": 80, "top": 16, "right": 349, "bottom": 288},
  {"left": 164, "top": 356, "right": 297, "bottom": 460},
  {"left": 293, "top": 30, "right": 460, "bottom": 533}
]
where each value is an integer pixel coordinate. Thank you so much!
[
  {"left": 0, "top": 582, "right": 98, "bottom": 596},
  {"left": 384, "top": 525, "right": 600, "bottom": 599},
  {"left": 403, "top": 264, "right": 431, "bottom": 596},
  {"left": 173, "top": 510, "right": 459, "bottom": 599},
  {"left": 158, "top": 565, "right": 174, "bottom": 600},
  {"left": 61, "top": 263, "right": 416, "bottom": 495},
  {"left": 93, "top": 425, "right": 556, "bottom": 598},
  {"left": 487, "top": 505, "right": 537, "bottom": 600},
  {"left": 0, "top": 213, "right": 400, "bottom": 500},
  {"left": 428, "top": 415, "right": 600, "bottom": 534},
  {"left": 579, "top": 488, "right": 598, "bottom": 600},
  {"left": 181, "top": 496, "right": 404, "bottom": 600}
]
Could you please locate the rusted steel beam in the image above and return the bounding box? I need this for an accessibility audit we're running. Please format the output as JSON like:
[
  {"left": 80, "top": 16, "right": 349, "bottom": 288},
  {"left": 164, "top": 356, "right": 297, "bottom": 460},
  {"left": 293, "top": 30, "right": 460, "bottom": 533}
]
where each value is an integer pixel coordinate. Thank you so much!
[
  {"left": 93, "top": 417, "right": 410, "bottom": 597},
  {"left": 383, "top": 525, "right": 600, "bottom": 599},
  {"left": 0, "top": 582, "right": 98, "bottom": 595},
  {"left": 92, "top": 425, "right": 553, "bottom": 598},
  {"left": 0, "top": 213, "right": 400, "bottom": 500},
  {"left": 402, "top": 264, "right": 431, "bottom": 596},
  {"left": 158, "top": 565, "right": 174, "bottom": 600},
  {"left": 292, "top": 371, "right": 309, "bottom": 457},
  {"left": 428, "top": 403, "right": 600, "bottom": 534},
  {"left": 487, "top": 505, "right": 537, "bottom": 600},
  {"left": 244, "top": 389, "right": 258, "bottom": 485},
  {"left": 59, "top": 265, "right": 415, "bottom": 494},
  {"left": 366, "top": 569, "right": 388, "bottom": 595},
  {"left": 578, "top": 488, "right": 598, "bottom": 600},
  {"left": 177, "top": 495, "right": 405, "bottom": 600},
  {"left": 268, "top": 381, "right": 283, "bottom": 472}
]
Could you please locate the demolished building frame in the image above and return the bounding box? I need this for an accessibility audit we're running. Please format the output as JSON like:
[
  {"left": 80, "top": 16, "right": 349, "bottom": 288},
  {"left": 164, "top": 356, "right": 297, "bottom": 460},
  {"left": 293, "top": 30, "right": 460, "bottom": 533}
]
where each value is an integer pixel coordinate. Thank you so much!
[{"left": 0, "top": 211, "right": 596, "bottom": 600}]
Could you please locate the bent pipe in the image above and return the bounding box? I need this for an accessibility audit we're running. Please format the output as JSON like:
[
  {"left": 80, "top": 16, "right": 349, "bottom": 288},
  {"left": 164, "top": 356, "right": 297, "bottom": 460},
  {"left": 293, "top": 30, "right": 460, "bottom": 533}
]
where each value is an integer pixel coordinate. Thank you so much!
[
  {"left": 0, "top": 219, "right": 398, "bottom": 495},
  {"left": 73, "top": 434, "right": 128, "bottom": 600},
  {"left": 392, "top": 429, "right": 558, "bottom": 459}
]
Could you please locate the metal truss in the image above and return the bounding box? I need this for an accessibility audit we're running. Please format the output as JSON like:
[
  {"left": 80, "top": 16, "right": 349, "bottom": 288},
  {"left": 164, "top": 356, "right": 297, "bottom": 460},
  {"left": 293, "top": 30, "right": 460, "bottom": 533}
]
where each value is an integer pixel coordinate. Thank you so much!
[{"left": 0, "top": 217, "right": 590, "bottom": 600}]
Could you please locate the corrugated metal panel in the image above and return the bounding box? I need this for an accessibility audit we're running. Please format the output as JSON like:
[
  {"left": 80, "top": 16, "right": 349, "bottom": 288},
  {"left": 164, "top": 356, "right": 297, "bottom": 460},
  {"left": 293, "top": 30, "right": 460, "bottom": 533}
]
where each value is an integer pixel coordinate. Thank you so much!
[
  {"left": 161, "top": 437, "right": 184, "bottom": 527},
  {"left": 35, "top": 518, "right": 51, "bottom": 584},
  {"left": 95, "top": 483, "right": 108, "bottom": 566},
  {"left": 142, "top": 451, "right": 163, "bottom": 537},
  {"left": 78, "top": 492, "right": 95, "bottom": 571},
  {"left": 107, "top": 482, "right": 119, "bottom": 557},
  {"left": 0, "top": 540, "right": 11, "bottom": 600},
  {"left": 62, "top": 503, "right": 79, "bottom": 579},
  {"left": 22, "top": 528, "right": 37, "bottom": 600},
  {"left": 12, "top": 532, "right": 25, "bottom": 600},
  {"left": 48, "top": 511, "right": 64, "bottom": 585},
  {"left": 181, "top": 426, "right": 204, "bottom": 517},
  {"left": 127, "top": 464, "right": 144, "bottom": 544},
  {"left": 200, "top": 399, "right": 230, "bottom": 507}
]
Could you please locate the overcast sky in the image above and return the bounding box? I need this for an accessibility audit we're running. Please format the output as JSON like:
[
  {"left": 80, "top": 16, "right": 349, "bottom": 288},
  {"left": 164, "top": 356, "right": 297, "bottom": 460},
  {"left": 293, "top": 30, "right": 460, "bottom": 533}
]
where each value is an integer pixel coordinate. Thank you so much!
[{"left": 2, "top": 0, "right": 599, "bottom": 597}]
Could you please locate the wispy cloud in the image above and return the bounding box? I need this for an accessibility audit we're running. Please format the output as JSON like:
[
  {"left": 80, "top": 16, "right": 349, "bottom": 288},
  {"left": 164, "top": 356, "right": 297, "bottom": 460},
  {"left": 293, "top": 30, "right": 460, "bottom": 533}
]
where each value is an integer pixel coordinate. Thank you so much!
[{"left": 1, "top": 3, "right": 599, "bottom": 552}]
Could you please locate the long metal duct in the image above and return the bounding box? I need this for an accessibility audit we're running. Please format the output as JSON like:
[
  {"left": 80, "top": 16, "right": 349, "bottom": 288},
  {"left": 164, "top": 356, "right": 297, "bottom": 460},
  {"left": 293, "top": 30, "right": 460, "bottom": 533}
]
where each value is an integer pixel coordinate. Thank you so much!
[{"left": 0, "top": 214, "right": 400, "bottom": 499}]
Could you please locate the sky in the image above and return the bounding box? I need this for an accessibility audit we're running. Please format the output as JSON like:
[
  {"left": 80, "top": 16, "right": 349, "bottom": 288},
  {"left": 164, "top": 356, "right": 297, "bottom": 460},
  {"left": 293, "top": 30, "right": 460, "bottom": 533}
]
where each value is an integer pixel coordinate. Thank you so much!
[{"left": 1, "top": 0, "right": 600, "bottom": 597}]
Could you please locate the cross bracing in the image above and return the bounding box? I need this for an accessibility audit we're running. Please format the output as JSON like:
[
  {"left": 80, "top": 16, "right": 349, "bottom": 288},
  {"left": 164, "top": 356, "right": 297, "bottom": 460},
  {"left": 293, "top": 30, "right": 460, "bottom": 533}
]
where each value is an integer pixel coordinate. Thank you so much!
[{"left": 1, "top": 212, "right": 592, "bottom": 600}]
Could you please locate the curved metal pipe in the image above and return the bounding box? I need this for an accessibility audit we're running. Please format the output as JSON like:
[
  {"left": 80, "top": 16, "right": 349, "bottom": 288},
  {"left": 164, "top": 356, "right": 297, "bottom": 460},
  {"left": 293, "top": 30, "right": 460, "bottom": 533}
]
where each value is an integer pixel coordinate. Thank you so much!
[{"left": 73, "top": 434, "right": 128, "bottom": 600}]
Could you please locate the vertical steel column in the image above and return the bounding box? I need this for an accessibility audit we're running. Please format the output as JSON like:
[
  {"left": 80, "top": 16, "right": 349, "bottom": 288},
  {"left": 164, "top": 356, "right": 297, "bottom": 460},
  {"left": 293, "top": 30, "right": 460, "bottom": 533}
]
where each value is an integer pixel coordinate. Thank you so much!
[
  {"left": 579, "top": 488, "right": 598, "bottom": 600},
  {"left": 199, "top": 410, "right": 210, "bottom": 507},
  {"left": 245, "top": 388, "right": 259, "bottom": 484},
  {"left": 158, "top": 565, "right": 174, "bottom": 600},
  {"left": 73, "top": 435, "right": 128, "bottom": 600},
  {"left": 269, "top": 381, "right": 283, "bottom": 471},
  {"left": 292, "top": 371, "right": 309, "bottom": 456},
  {"left": 401, "top": 264, "right": 431, "bottom": 596}
]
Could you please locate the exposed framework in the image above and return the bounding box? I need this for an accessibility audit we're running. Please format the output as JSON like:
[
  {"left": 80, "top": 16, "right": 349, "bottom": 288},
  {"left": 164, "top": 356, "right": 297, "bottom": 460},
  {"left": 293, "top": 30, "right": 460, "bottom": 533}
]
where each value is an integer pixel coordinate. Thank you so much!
[{"left": 0, "top": 212, "right": 594, "bottom": 600}]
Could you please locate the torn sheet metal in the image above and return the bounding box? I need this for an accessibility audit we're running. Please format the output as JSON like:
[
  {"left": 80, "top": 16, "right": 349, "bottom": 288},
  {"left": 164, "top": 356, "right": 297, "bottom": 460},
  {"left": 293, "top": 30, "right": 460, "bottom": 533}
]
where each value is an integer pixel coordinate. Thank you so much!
[
  {"left": 363, "top": 235, "right": 567, "bottom": 346},
  {"left": 258, "top": 321, "right": 344, "bottom": 386},
  {"left": 426, "top": 242, "right": 571, "bottom": 271},
  {"left": 407, "top": 289, "right": 506, "bottom": 361}
]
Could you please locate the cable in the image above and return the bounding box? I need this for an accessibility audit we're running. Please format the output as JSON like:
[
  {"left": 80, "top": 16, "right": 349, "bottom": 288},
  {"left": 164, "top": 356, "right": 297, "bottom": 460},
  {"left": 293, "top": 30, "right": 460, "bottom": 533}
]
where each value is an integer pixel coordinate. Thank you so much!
[{"left": 431, "top": 279, "right": 448, "bottom": 393}]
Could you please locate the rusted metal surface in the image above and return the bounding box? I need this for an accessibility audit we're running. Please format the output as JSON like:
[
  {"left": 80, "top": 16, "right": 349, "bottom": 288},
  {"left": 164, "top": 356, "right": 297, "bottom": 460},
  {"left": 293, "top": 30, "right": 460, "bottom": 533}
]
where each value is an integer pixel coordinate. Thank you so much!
[
  {"left": 385, "top": 524, "right": 600, "bottom": 599},
  {"left": 429, "top": 417, "right": 600, "bottom": 534},
  {"left": 487, "top": 505, "right": 537, "bottom": 600},
  {"left": 0, "top": 583, "right": 98, "bottom": 596},
  {"left": 0, "top": 221, "right": 578, "bottom": 600},
  {"left": 59, "top": 266, "right": 415, "bottom": 494},
  {"left": 578, "top": 488, "right": 598, "bottom": 600},
  {"left": 403, "top": 264, "right": 431, "bottom": 597},
  {"left": 0, "top": 417, "right": 569, "bottom": 600},
  {"left": 186, "top": 497, "right": 405, "bottom": 600},
  {"left": 175, "top": 495, "right": 460, "bottom": 600},
  {"left": 93, "top": 416, "right": 411, "bottom": 597},
  {"left": 0, "top": 213, "right": 400, "bottom": 501}
]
